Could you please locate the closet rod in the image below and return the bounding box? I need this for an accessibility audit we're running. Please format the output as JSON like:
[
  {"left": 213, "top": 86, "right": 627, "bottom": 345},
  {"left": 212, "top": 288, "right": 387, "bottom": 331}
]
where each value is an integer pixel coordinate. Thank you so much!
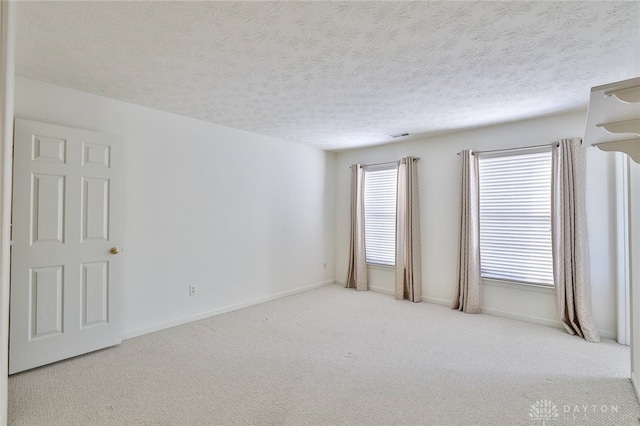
[
  {"left": 349, "top": 158, "right": 420, "bottom": 168},
  {"left": 456, "top": 142, "right": 559, "bottom": 156}
]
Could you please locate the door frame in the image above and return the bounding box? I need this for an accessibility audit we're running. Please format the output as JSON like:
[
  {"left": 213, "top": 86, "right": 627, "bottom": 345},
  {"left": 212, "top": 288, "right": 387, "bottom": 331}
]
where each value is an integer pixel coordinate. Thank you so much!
[
  {"left": 615, "top": 152, "right": 631, "bottom": 345},
  {"left": 0, "top": 1, "right": 16, "bottom": 424}
]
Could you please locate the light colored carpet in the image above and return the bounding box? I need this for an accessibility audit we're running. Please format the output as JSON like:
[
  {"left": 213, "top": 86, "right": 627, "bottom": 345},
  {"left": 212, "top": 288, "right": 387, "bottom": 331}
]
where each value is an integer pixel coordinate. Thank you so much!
[{"left": 8, "top": 284, "right": 639, "bottom": 425}]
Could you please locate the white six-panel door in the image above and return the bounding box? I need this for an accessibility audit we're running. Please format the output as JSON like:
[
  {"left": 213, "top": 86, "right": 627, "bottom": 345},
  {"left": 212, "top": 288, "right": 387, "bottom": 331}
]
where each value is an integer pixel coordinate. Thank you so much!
[{"left": 9, "top": 119, "right": 121, "bottom": 374}]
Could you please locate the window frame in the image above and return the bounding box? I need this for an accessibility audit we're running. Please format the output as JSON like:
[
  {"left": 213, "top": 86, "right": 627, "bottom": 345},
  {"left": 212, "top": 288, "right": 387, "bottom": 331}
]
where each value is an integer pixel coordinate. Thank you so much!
[
  {"left": 363, "top": 164, "right": 398, "bottom": 267},
  {"left": 477, "top": 147, "right": 554, "bottom": 287}
]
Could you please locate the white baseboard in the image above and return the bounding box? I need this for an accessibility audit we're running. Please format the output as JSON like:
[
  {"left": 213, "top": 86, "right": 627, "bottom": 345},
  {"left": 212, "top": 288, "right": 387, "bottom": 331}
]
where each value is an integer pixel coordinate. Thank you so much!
[
  {"left": 479, "top": 306, "right": 616, "bottom": 339},
  {"left": 598, "top": 329, "right": 617, "bottom": 340},
  {"left": 417, "top": 293, "right": 616, "bottom": 340},
  {"left": 422, "top": 296, "right": 452, "bottom": 307},
  {"left": 335, "top": 283, "right": 393, "bottom": 295},
  {"left": 632, "top": 371, "right": 640, "bottom": 403},
  {"left": 122, "top": 280, "right": 335, "bottom": 340},
  {"left": 370, "top": 287, "right": 454, "bottom": 307},
  {"left": 481, "top": 306, "right": 565, "bottom": 330},
  {"left": 335, "top": 280, "right": 388, "bottom": 292},
  {"left": 369, "top": 286, "right": 394, "bottom": 296}
]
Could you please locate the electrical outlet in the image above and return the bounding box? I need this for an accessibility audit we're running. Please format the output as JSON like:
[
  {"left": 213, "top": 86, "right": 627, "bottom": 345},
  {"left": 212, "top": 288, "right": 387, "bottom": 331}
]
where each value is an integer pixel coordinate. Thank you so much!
[
  {"left": 189, "top": 285, "right": 197, "bottom": 296},
  {"left": 323, "top": 263, "right": 327, "bottom": 269}
]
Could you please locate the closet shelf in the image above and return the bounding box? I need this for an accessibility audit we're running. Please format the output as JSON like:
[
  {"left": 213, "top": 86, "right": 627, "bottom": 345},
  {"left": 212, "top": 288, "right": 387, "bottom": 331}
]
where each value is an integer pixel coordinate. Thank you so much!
[
  {"left": 605, "top": 85, "right": 640, "bottom": 103},
  {"left": 594, "top": 138, "right": 640, "bottom": 163},
  {"left": 596, "top": 119, "right": 640, "bottom": 136},
  {"left": 584, "top": 77, "right": 640, "bottom": 163}
]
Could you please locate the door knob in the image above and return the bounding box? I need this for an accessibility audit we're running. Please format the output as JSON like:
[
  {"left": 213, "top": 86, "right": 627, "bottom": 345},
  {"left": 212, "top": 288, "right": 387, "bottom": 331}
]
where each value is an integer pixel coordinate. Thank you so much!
[{"left": 110, "top": 247, "right": 121, "bottom": 255}]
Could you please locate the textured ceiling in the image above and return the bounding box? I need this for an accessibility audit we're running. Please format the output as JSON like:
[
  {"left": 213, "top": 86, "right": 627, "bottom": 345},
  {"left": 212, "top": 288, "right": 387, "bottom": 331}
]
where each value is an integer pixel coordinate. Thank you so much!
[{"left": 16, "top": 1, "right": 640, "bottom": 151}]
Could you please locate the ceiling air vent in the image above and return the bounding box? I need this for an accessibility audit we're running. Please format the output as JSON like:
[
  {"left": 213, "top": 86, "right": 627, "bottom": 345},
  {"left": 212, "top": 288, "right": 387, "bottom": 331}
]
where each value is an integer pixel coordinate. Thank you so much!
[{"left": 390, "top": 133, "right": 410, "bottom": 138}]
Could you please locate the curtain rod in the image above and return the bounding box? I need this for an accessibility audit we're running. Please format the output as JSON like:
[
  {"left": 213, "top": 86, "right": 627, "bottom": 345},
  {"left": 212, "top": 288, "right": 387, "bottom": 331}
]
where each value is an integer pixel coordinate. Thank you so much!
[
  {"left": 456, "top": 142, "right": 559, "bottom": 156},
  {"left": 349, "top": 158, "right": 421, "bottom": 168}
]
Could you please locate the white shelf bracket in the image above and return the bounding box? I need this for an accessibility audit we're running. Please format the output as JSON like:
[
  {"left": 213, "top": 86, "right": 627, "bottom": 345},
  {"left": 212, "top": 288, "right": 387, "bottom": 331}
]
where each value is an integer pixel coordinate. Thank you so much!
[
  {"left": 596, "top": 119, "right": 640, "bottom": 136},
  {"left": 605, "top": 85, "right": 640, "bottom": 104},
  {"left": 594, "top": 138, "right": 640, "bottom": 163}
]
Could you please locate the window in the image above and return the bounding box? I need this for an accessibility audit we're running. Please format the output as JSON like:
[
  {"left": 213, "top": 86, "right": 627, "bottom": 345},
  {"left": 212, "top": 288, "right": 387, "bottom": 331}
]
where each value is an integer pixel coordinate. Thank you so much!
[
  {"left": 363, "top": 166, "right": 397, "bottom": 266},
  {"left": 478, "top": 150, "right": 554, "bottom": 286}
]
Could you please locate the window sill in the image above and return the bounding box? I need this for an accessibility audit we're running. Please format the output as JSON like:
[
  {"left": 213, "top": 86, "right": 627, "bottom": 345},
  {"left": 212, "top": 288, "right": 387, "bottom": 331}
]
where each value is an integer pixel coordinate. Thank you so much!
[{"left": 482, "top": 278, "right": 555, "bottom": 294}]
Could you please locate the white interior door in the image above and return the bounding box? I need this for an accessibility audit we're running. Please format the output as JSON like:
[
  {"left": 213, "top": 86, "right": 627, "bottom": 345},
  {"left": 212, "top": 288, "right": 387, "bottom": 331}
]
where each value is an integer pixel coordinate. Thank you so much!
[{"left": 9, "top": 119, "right": 122, "bottom": 374}]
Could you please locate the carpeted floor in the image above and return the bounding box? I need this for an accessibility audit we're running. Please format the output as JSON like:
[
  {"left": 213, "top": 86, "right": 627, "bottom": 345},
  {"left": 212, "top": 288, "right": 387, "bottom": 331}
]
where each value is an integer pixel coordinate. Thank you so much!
[{"left": 8, "top": 285, "right": 640, "bottom": 425}]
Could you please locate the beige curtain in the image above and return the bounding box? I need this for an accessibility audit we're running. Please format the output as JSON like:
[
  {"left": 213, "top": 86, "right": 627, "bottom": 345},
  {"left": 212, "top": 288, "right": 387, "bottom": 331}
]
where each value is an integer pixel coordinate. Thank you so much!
[
  {"left": 453, "top": 150, "right": 482, "bottom": 313},
  {"left": 395, "top": 157, "right": 422, "bottom": 302},
  {"left": 346, "top": 164, "right": 368, "bottom": 291},
  {"left": 551, "top": 138, "right": 600, "bottom": 342}
]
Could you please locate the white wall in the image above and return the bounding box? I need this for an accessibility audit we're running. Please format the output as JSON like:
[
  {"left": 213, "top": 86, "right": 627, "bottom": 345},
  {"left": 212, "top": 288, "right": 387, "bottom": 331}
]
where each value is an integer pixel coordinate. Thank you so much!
[
  {"left": 13, "top": 78, "right": 620, "bottom": 344},
  {"left": 335, "top": 110, "right": 617, "bottom": 338},
  {"left": 14, "top": 77, "right": 336, "bottom": 338}
]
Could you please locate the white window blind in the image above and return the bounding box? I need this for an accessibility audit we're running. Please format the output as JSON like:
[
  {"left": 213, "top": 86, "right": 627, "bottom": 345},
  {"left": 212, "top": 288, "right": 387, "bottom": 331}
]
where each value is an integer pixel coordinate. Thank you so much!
[
  {"left": 364, "top": 166, "right": 397, "bottom": 266},
  {"left": 478, "top": 150, "right": 554, "bottom": 286}
]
